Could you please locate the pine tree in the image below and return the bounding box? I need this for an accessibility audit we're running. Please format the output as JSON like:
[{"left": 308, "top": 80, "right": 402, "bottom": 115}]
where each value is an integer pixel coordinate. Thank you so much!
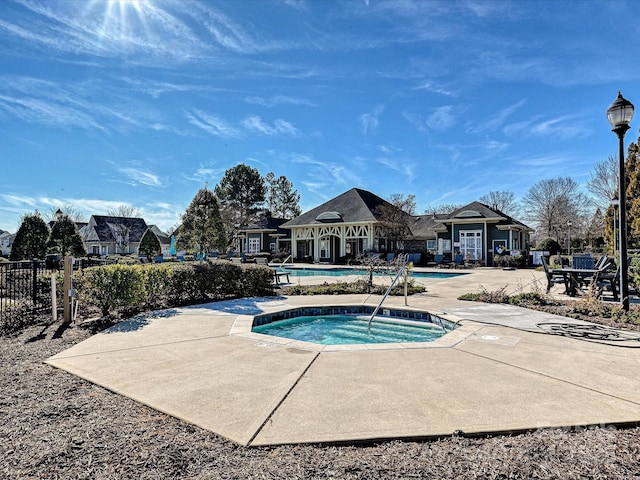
[
  {"left": 266, "top": 173, "right": 301, "bottom": 219},
  {"left": 604, "top": 204, "right": 616, "bottom": 255},
  {"left": 139, "top": 228, "right": 162, "bottom": 259},
  {"left": 178, "top": 187, "right": 227, "bottom": 255},
  {"left": 214, "top": 164, "right": 266, "bottom": 226},
  {"left": 47, "top": 213, "right": 86, "bottom": 257},
  {"left": 10, "top": 212, "right": 50, "bottom": 261},
  {"left": 625, "top": 141, "right": 640, "bottom": 247}
]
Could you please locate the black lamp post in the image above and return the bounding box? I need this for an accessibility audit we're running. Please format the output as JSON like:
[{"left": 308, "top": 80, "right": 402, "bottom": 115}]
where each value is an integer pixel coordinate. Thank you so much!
[
  {"left": 607, "top": 91, "right": 634, "bottom": 311},
  {"left": 567, "top": 220, "right": 572, "bottom": 256}
]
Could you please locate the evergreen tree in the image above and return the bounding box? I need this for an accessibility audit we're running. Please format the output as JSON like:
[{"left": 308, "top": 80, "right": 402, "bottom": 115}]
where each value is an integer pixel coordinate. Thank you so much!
[
  {"left": 604, "top": 137, "right": 640, "bottom": 251},
  {"left": 214, "top": 164, "right": 266, "bottom": 227},
  {"left": 625, "top": 141, "right": 640, "bottom": 247},
  {"left": 178, "top": 187, "right": 227, "bottom": 255},
  {"left": 139, "top": 228, "right": 162, "bottom": 259},
  {"left": 604, "top": 204, "right": 616, "bottom": 254},
  {"left": 47, "top": 213, "right": 86, "bottom": 257},
  {"left": 10, "top": 212, "right": 49, "bottom": 261},
  {"left": 587, "top": 208, "right": 605, "bottom": 251},
  {"left": 266, "top": 172, "right": 301, "bottom": 219}
]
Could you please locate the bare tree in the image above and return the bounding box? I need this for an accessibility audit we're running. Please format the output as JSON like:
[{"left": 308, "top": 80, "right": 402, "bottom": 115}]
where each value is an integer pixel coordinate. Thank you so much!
[
  {"left": 106, "top": 204, "right": 142, "bottom": 218},
  {"left": 479, "top": 191, "right": 519, "bottom": 217},
  {"left": 586, "top": 155, "right": 618, "bottom": 209},
  {"left": 388, "top": 193, "right": 416, "bottom": 215},
  {"left": 375, "top": 194, "right": 416, "bottom": 252},
  {"left": 423, "top": 203, "right": 463, "bottom": 215},
  {"left": 44, "top": 204, "right": 87, "bottom": 223},
  {"left": 521, "top": 177, "right": 589, "bottom": 239}
]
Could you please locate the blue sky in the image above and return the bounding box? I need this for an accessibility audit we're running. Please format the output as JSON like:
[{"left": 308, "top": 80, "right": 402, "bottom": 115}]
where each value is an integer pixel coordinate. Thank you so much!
[{"left": 2, "top": 0, "right": 640, "bottom": 233}]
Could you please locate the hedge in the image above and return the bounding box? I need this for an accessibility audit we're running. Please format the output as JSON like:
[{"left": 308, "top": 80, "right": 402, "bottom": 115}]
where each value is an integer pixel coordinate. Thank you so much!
[{"left": 75, "top": 261, "right": 275, "bottom": 317}]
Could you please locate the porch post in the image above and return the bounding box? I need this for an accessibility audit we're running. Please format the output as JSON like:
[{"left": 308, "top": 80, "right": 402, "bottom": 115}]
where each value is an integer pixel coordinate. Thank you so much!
[
  {"left": 291, "top": 230, "right": 298, "bottom": 258},
  {"left": 313, "top": 226, "right": 320, "bottom": 262}
]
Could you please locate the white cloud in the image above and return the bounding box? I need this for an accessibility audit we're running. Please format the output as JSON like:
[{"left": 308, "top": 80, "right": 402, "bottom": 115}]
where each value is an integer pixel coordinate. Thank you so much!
[
  {"left": 244, "top": 95, "right": 316, "bottom": 107},
  {"left": 186, "top": 109, "right": 241, "bottom": 138},
  {"left": 241, "top": 115, "right": 298, "bottom": 136},
  {"left": 1, "top": 194, "right": 37, "bottom": 207},
  {"left": 427, "top": 105, "right": 456, "bottom": 131},
  {"left": 414, "top": 81, "right": 456, "bottom": 97},
  {"left": 118, "top": 167, "right": 162, "bottom": 187},
  {"left": 359, "top": 105, "right": 385, "bottom": 135}
]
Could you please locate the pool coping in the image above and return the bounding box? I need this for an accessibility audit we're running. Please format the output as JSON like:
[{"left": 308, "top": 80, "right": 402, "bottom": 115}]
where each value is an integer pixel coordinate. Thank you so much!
[{"left": 230, "top": 304, "right": 482, "bottom": 352}]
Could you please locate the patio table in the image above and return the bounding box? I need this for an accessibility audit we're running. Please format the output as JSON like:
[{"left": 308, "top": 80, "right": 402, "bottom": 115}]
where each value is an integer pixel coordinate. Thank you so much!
[{"left": 551, "top": 267, "right": 599, "bottom": 297}]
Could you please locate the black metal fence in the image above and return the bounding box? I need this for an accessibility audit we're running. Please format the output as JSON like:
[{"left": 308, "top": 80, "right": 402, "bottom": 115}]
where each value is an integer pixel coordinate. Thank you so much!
[{"left": 0, "top": 260, "right": 51, "bottom": 323}]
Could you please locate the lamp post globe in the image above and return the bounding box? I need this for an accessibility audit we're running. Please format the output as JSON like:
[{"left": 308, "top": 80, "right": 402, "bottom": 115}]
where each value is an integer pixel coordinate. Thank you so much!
[{"left": 607, "top": 91, "right": 634, "bottom": 311}]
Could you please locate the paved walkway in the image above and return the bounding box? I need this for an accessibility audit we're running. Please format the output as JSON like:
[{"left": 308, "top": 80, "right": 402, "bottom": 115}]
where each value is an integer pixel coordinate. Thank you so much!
[{"left": 46, "top": 267, "right": 640, "bottom": 446}]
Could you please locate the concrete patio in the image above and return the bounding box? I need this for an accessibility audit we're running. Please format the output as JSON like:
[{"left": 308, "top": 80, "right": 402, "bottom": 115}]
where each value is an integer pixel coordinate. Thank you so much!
[{"left": 46, "top": 267, "right": 640, "bottom": 446}]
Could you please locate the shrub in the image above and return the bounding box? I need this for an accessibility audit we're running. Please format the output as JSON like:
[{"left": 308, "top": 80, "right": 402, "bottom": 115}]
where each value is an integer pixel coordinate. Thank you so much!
[
  {"left": 284, "top": 279, "right": 426, "bottom": 296},
  {"left": 458, "top": 286, "right": 510, "bottom": 304},
  {"left": 142, "top": 264, "right": 174, "bottom": 310},
  {"left": 509, "top": 292, "right": 546, "bottom": 306},
  {"left": 77, "top": 261, "right": 275, "bottom": 316},
  {"left": 0, "top": 298, "right": 36, "bottom": 335},
  {"left": 77, "top": 264, "right": 146, "bottom": 317},
  {"left": 495, "top": 255, "right": 526, "bottom": 269},
  {"left": 535, "top": 238, "right": 561, "bottom": 255}
]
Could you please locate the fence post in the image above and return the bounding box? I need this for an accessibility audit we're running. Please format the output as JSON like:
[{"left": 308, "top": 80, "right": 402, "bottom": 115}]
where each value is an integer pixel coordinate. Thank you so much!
[
  {"left": 63, "top": 256, "right": 73, "bottom": 324},
  {"left": 32, "top": 259, "right": 38, "bottom": 308}
]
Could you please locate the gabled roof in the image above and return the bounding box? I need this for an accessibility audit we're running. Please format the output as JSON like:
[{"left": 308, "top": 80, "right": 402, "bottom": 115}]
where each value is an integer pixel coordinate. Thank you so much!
[
  {"left": 437, "top": 201, "right": 531, "bottom": 230},
  {"left": 409, "top": 214, "right": 448, "bottom": 238},
  {"left": 82, "top": 215, "right": 148, "bottom": 243},
  {"left": 148, "top": 225, "right": 171, "bottom": 245},
  {"left": 241, "top": 217, "right": 289, "bottom": 237},
  {"left": 281, "top": 188, "right": 394, "bottom": 228}
]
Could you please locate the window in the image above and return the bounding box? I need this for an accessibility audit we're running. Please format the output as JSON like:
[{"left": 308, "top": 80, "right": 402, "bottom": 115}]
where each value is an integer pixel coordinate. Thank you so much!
[
  {"left": 319, "top": 237, "right": 330, "bottom": 258},
  {"left": 460, "top": 230, "right": 482, "bottom": 260},
  {"left": 248, "top": 238, "right": 260, "bottom": 253}
]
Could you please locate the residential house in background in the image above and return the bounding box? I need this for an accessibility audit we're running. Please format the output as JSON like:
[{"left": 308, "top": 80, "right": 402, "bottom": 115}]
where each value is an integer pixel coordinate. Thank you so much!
[
  {"left": 80, "top": 215, "right": 150, "bottom": 255},
  {"left": 0, "top": 230, "right": 15, "bottom": 257},
  {"left": 147, "top": 224, "right": 172, "bottom": 256}
]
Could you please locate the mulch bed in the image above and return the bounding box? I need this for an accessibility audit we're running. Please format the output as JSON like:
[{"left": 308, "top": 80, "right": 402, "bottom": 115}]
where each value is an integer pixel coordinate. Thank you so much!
[{"left": 3, "top": 318, "right": 640, "bottom": 479}]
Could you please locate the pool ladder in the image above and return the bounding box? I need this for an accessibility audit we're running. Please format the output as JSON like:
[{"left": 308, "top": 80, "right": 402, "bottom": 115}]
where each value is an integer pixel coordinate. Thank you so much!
[{"left": 367, "top": 262, "right": 408, "bottom": 334}]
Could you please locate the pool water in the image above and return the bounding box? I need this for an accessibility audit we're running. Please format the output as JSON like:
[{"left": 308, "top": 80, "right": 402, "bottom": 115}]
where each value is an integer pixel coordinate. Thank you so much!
[
  {"left": 276, "top": 267, "right": 463, "bottom": 279},
  {"left": 252, "top": 314, "right": 448, "bottom": 345}
]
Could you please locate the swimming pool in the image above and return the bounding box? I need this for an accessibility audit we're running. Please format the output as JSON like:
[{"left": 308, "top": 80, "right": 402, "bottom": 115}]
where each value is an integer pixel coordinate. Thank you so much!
[
  {"left": 275, "top": 267, "right": 464, "bottom": 279},
  {"left": 252, "top": 306, "right": 457, "bottom": 345}
]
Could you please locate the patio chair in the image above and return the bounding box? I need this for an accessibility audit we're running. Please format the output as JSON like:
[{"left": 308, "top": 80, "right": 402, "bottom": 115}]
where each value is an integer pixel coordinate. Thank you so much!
[
  {"left": 541, "top": 256, "right": 567, "bottom": 293},
  {"left": 595, "top": 266, "right": 621, "bottom": 301},
  {"left": 571, "top": 254, "right": 594, "bottom": 270},
  {"left": 432, "top": 254, "right": 447, "bottom": 268},
  {"left": 452, "top": 254, "right": 465, "bottom": 268},
  {"left": 386, "top": 253, "right": 395, "bottom": 262}
]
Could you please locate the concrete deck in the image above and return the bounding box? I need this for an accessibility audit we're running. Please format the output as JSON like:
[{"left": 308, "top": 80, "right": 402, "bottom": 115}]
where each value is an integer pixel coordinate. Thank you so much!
[{"left": 46, "top": 266, "right": 640, "bottom": 446}]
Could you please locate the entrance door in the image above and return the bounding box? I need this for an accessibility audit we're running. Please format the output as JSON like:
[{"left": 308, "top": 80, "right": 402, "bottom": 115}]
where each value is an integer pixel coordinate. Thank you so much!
[{"left": 460, "top": 230, "right": 482, "bottom": 260}]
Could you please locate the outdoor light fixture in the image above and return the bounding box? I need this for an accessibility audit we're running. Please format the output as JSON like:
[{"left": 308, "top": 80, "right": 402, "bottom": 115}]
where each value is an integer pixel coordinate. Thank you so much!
[
  {"left": 607, "top": 91, "right": 635, "bottom": 311},
  {"left": 567, "top": 220, "right": 572, "bottom": 256}
]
